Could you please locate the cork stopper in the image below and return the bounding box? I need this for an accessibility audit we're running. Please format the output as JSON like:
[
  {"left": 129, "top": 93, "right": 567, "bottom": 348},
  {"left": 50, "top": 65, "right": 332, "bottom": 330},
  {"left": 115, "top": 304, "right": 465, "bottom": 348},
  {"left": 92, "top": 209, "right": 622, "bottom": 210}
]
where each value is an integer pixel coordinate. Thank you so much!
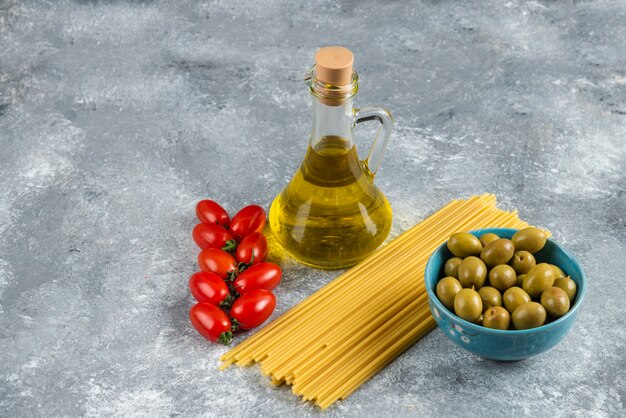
[{"left": 315, "top": 46, "right": 354, "bottom": 86}]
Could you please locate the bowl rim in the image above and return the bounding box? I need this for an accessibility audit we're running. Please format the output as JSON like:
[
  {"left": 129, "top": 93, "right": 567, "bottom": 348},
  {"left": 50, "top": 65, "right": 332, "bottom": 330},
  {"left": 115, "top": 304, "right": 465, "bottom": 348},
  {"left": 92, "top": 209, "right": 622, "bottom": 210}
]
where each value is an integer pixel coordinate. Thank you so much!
[{"left": 425, "top": 227, "right": 587, "bottom": 335}]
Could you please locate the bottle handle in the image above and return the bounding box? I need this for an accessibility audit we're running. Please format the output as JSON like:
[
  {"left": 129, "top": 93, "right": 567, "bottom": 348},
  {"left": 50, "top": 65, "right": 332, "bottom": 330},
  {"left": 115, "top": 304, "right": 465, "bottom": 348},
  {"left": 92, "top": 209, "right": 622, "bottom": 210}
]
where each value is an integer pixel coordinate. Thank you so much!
[{"left": 353, "top": 106, "right": 394, "bottom": 176}]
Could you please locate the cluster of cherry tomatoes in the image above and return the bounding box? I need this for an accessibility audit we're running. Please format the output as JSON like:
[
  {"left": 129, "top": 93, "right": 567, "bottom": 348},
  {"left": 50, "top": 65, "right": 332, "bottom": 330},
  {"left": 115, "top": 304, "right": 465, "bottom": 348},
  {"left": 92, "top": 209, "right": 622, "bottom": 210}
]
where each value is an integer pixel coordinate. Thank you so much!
[{"left": 188, "top": 200, "right": 282, "bottom": 345}]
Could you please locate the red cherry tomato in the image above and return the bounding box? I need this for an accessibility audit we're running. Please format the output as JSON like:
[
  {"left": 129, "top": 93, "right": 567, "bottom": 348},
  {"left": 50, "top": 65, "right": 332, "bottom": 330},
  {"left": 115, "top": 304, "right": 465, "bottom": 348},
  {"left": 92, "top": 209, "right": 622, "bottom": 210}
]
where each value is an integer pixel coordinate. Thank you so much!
[
  {"left": 234, "top": 262, "right": 282, "bottom": 295},
  {"left": 198, "top": 248, "right": 237, "bottom": 280},
  {"left": 235, "top": 232, "right": 268, "bottom": 265},
  {"left": 196, "top": 200, "right": 230, "bottom": 228},
  {"left": 189, "top": 302, "right": 233, "bottom": 344},
  {"left": 189, "top": 271, "right": 230, "bottom": 305},
  {"left": 230, "top": 205, "right": 266, "bottom": 241},
  {"left": 230, "top": 289, "right": 276, "bottom": 330},
  {"left": 192, "top": 223, "right": 235, "bottom": 250}
]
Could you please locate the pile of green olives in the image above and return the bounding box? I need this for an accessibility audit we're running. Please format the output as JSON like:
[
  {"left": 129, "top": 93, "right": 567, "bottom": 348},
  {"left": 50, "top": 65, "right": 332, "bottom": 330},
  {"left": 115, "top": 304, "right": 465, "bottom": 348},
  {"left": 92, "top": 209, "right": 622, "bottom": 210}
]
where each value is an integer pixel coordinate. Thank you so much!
[{"left": 435, "top": 228, "right": 577, "bottom": 330}]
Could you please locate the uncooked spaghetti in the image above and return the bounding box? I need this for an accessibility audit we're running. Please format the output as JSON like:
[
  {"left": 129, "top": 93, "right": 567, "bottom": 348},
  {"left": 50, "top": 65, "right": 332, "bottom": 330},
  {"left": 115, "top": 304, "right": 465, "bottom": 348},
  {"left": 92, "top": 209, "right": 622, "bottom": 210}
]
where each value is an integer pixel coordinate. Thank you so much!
[{"left": 220, "top": 194, "right": 545, "bottom": 409}]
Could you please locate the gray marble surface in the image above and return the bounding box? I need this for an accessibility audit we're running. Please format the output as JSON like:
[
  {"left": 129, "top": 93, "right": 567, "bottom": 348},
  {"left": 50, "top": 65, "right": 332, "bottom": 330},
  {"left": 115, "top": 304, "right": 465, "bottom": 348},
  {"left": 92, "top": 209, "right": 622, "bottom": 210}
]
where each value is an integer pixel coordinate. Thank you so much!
[{"left": 1, "top": 0, "right": 625, "bottom": 416}]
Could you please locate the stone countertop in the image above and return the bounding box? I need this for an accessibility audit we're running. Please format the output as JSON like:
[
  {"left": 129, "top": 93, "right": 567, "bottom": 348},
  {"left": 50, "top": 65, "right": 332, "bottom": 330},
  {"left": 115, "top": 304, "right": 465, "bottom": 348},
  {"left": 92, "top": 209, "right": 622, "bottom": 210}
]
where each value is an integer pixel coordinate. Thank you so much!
[{"left": 1, "top": 0, "right": 624, "bottom": 416}]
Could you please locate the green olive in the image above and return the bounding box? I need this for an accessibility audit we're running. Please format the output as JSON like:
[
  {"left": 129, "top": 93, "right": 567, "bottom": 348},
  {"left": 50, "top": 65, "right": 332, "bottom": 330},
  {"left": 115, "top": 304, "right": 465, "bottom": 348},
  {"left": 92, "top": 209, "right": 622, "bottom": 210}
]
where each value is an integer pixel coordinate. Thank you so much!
[
  {"left": 510, "top": 251, "right": 536, "bottom": 275},
  {"left": 447, "top": 233, "right": 482, "bottom": 258},
  {"left": 511, "top": 227, "right": 547, "bottom": 254},
  {"left": 478, "top": 286, "right": 502, "bottom": 311},
  {"left": 479, "top": 232, "right": 499, "bottom": 248},
  {"left": 480, "top": 238, "right": 515, "bottom": 267},
  {"left": 503, "top": 286, "right": 531, "bottom": 314},
  {"left": 454, "top": 288, "right": 483, "bottom": 322},
  {"left": 475, "top": 314, "right": 484, "bottom": 326},
  {"left": 436, "top": 277, "right": 463, "bottom": 311},
  {"left": 516, "top": 274, "right": 526, "bottom": 287},
  {"left": 488, "top": 264, "right": 517, "bottom": 292},
  {"left": 512, "top": 302, "right": 546, "bottom": 329},
  {"left": 457, "top": 256, "right": 487, "bottom": 289},
  {"left": 554, "top": 276, "right": 577, "bottom": 303},
  {"left": 444, "top": 257, "right": 463, "bottom": 278},
  {"left": 522, "top": 263, "right": 556, "bottom": 299},
  {"left": 551, "top": 265, "right": 566, "bottom": 280},
  {"left": 540, "top": 287, "right": 570, "bottom": 318},
  {"left": 483, "top": 306, "right": 511, "bottom": 330}
]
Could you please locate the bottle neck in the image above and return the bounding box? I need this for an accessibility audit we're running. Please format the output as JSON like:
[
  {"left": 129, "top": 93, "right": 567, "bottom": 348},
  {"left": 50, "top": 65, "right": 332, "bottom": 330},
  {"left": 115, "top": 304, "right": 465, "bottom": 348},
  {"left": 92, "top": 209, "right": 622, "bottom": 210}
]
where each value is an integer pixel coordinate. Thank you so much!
[{"left": 309, "top": 95, "right": 354, "bottom": 150}]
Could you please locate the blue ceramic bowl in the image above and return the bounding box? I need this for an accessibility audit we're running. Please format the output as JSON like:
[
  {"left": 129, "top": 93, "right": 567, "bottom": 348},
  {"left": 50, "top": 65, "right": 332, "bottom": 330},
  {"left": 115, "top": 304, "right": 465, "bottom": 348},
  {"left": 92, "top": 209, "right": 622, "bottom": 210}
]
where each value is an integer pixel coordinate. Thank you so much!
[{"left": 425, "top": 228, "right": 586, "bottom": 361}]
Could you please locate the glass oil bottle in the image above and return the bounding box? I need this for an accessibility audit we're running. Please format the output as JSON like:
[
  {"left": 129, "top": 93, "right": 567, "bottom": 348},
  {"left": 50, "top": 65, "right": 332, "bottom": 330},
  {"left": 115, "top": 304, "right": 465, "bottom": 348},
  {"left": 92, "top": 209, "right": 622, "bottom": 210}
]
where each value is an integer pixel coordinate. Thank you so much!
[{"left": 269, "top": 46, "right": 394, "bottom": 269}]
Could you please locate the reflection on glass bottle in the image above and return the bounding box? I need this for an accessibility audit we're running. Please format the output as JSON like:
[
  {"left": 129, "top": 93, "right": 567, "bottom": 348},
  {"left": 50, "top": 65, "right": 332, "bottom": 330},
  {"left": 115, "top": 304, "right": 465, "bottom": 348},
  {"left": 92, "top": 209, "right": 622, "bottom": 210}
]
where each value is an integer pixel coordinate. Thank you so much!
[{"left": 269, "top": 46, "right": 394, "bottom": 269}]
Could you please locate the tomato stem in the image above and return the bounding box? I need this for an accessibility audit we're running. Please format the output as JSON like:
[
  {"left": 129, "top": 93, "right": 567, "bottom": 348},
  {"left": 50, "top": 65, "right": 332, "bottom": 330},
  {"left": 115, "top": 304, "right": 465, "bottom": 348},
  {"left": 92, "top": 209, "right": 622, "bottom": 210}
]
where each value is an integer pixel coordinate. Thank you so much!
[
  {"left": 218, "top": 331, "right": 233, "bottom": 345},
  {"left": 230, "top": 318, "right": 241, "bottom": 332},
  {"left": 237, "top": 254, "right": 254, "bottom": 273},
  {"left": 220, "top": 294, "right": 235, "bottom": 309},
  {"left": 222, "top": 239, "right": 237, "bottom": 253},
  {"left": 226, "top": 270, "right": 238, "bottom": 282}
]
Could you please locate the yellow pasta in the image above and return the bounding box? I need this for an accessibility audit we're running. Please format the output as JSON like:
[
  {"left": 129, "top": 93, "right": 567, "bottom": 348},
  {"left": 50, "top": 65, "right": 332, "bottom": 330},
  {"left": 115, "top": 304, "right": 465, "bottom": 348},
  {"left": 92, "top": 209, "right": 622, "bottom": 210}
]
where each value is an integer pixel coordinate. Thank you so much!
[{"left": 220, "top": 194, "right": 546, "bottom": 409}]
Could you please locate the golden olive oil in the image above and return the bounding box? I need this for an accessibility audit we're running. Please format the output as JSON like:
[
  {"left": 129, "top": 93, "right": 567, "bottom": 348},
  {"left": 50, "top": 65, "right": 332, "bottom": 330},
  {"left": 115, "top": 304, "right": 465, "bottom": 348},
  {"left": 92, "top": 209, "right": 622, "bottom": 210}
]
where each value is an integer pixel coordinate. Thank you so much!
[{"left": 269, "top": 136, "right": 392, "bottom": 269}]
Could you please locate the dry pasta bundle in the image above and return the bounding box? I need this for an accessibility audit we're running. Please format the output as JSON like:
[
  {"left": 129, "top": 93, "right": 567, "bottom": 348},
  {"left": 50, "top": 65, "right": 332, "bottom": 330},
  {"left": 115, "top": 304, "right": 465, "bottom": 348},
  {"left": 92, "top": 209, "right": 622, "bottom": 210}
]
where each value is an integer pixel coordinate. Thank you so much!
[{"left": 220, "top": 194, "right": 541, "bottom": 409}]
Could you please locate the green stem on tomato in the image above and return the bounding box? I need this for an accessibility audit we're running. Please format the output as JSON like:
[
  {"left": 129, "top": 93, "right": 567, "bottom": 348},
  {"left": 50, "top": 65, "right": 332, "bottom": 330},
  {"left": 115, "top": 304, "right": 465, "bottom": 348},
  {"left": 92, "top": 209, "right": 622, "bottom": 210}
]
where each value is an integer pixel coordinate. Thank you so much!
[
  {"left": 218, "top": 331, "right": 233, "bottom": 345},
  {"left": 226, "top": 269, "right": 238, "bottom": 282},
  {"left": 219, "top": 294, "right": 235, "bottom": 309},
  {"left": 230, "top": 318, "right": 240, "bottom": 332},
  {"left": 237, "top": 254, "right": 254, "bottom": 273},
  {"left": 221, "top": 239, "right": 237, "bottom": 253}
]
